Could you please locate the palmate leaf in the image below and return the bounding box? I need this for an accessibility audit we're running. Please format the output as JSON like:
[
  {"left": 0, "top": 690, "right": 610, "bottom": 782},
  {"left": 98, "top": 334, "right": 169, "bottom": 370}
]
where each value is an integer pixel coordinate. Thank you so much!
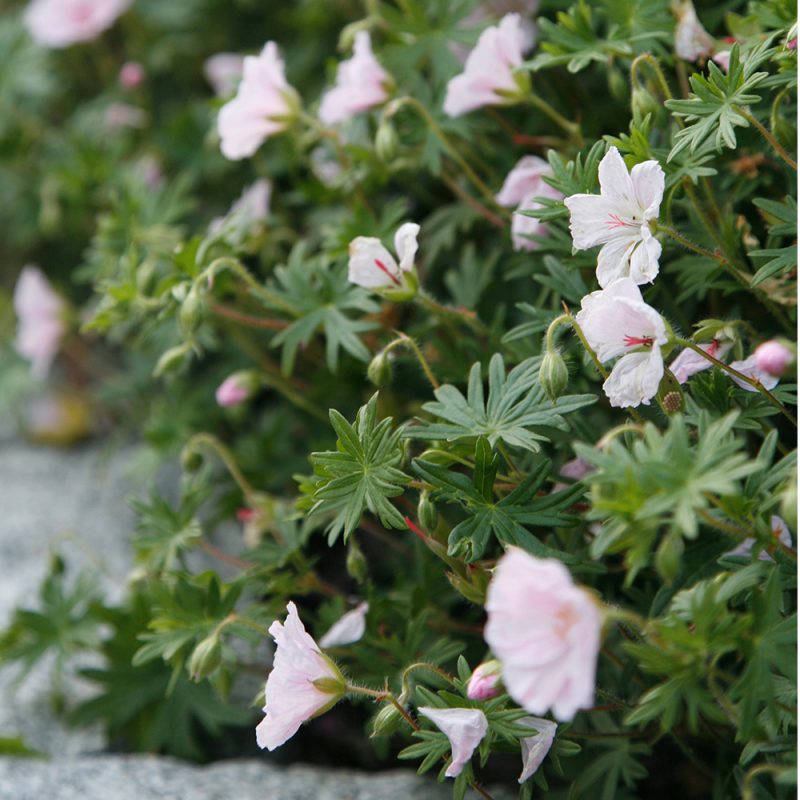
[
  {"left": 404, "top": 353, "right": 596, "bottom": 453},
  {"left": 414, "top": 440, "right": 587, "bottom": 563},
  {"left": 310, "top": 393, "right": 411, "bottom": 544},
  {"left": 749, "top": 196, "right": 797, "bottom": 286},
  {"left": 665, "top": 42, "right": 772, "bottom": 160}
]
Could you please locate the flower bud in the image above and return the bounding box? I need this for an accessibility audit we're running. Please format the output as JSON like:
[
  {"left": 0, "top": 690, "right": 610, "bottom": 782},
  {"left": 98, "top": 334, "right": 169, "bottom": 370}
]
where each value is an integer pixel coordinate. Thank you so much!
[
  {"left": 631, "top": 85, "right": 661, "bottom": 123},
  {"left": 188, "top": 633, "right": 222, "bottom": 681},
  {"left": 655, "top": 531, "right": 684, "bottom": 582},
  {"left": 367, "top": 350, "right": 393, "bottom": 387},
  {"left": 780, "top": 470, "right": 797, "bottom": 531},
  {"left": 607, "top": 67, "right": 628, "bottom": 103},
  {"left": 215, "top": 370, "right": 260, "bottom": 407},
  {"left": 539, "top": 350, "right": 569, "bottom": 402},
  {"left": 754, "top": 340, "right": 795, "bottom": 377},
  {"left": 120, "top": 61, "right": 145, "bottom": 89},
  {"left": 181, "top": 445, "right": 204, "bottom": 473},
  {"left": 466, "top": 660, "right": 502, "bottom": 700},
  {"left": 346, "top": 538, "right": 368, "bottom": 584},
  {"left": 375, "top": 118, "right": 399, "bottom": 163},
  {"left": 180, "top": 285, "right": 205, "bottom": 335},
  {"left": 417, "top": 491, "right": 438, "bottom": 533},
  {"left": 371, "top": 702, "right": 403, "bottom": 738},
  {"left": 153, "top": 344, "right": 190, "bottom": 377}
]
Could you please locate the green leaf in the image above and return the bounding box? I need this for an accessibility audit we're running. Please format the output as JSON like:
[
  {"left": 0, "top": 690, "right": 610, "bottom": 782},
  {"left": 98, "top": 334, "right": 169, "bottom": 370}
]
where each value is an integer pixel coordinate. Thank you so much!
[
  {"left": 309, "top": 393, "right": 411, "bottom": 544},
  {"left": 405, "top": 353, "right": 596, "bottom": 453}
]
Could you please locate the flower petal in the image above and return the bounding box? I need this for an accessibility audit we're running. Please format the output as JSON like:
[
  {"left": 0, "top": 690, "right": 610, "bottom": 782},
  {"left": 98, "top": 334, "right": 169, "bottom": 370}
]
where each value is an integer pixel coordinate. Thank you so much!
[
  {"left": 394, "top": 222, "right": 420, "bottom": 272},
  {"left": 418, "top": 707, "right": 489, "bottom": 778},
  {"left": 603, "top": 348, "right": 664, "bottom": 408}
]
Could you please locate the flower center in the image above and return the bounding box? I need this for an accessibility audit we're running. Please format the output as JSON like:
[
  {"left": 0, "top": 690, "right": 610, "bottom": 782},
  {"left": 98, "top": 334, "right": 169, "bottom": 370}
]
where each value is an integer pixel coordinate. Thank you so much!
[
  {"left": 707, "top": 340, "right": 720, "bottom": 356},
  {"left": 606, "top": 213, "right": 639, "bottom": 230},
  {"left": 374, "top": 259, "right": 401, "bottom": 285},
  {"left": 553, "top": 604, "right": 578, "bottom": 639},
  {"left": 623, "top": 335, "right": 655, "bottom": 347}
]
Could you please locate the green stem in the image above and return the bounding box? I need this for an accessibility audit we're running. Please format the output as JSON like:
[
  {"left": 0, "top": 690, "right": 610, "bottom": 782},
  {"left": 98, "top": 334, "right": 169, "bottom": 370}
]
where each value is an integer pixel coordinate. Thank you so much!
[
  {"left": 630, "top": 53, "right": 674, "bottom": 104},
  {"left": 384, "top": 332, "right": 440, "bottom": 389},
  {"left": 743, "top": 764, "right": 794, "bottom": 800},
  {"left": 347, "top": 685, "right": 420, "bottom": 731},
  {"left": 676, "top": 339, "right": 797, "bottom": 426},
  {"left": 203, "top": 257, "right": 298, "bottom": 316},
  {"left": 401, "top": 662, "right": 454, "bottom": 689},
  {"left": 386, "top": 97, "right": 501, "bottom": 211},
  {"left": 184, "top": 433, "right": 256, "bottom": 497},
  {"left": 736, "top": 105, "right": 797, "bottom": 170},
  {"left": 526, "top": 92, "right": 583, "bottom": 144}
]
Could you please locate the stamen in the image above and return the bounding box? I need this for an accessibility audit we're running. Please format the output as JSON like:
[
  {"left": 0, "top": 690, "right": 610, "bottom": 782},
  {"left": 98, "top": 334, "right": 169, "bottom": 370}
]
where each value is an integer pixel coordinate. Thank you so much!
[
  {"left": 623, "top": 335, "right": 655, "bottom": 347},
  {"left": 707, "top": 340, "right": 720, "bottom": 356},
  {"left": 374, "top": 259, "right": 401, "bottom": 285}
]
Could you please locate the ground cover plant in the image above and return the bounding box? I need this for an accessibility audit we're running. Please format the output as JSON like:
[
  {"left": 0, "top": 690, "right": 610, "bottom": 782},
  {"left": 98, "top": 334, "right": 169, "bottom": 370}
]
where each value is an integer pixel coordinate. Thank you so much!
[{"left": 0, "top": 0, "right": 797, "bottom": 797}]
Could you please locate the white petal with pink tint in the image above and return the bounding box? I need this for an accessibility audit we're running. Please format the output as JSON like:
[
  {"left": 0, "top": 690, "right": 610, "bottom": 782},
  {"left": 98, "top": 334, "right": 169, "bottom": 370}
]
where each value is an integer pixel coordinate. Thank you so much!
[
  {"left": 319, "top": 602, "right": 369, "bottom": 648},
  {"left": 418, "top": 706, "right": 489, "bottom": 778}
]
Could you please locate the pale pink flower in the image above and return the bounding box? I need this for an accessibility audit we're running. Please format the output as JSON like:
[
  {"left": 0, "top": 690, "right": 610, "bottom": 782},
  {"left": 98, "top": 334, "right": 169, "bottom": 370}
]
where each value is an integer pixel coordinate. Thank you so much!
[
  {"left": 209, "top": 179, "right": 272, "bottom": 236},
  {"left": 417, "top": 707, "right": 489, "bottom": 778},
  {"left": 215, "top": 374, "right": 252, "bottom": 407},
  {"left": 444, "top": 14, "right": 531, "bottom": 117},
  {"left": 712, "top": 50, "right": 731, "bottom": 72},
  {"left": 575, "top": 278, "right": 668, "bottom": 408},
  {"left": 24, "top": 0, "right": 131, "bottom": 48},
  {"left": 348, "top": 222, "right": 419, "bottom": 289},
  {"left": 725, "top": 516, "right": 793, "bottom": 560},
  {"left": 518, "top": 716, "right": 557, "bottom": 783},
  {"left": 256, "top": 602, "right": 346, "bottom": 751},
  {"left": 484, "top": 547, "right": 601, "bottom": 721},
  {"left": 451, "top": 2, "right": 538, "bottom": 63},
  {"left": 319, "top": 32, "right": 391, "bottom": 125},
  {"left": 119, "top": 61, "right": 144, "bottom": 89},
  {"left": 496, "top": 156, "right": 563, "bottom": 251},
  {"left": 217, "top": 42, "right": 299, "bottom": 161},
  {"left": 466, "top": 660, "right": 502, "bottom": 700},
  {"left": 754, "top": 340, "right": 794, "bottom": 377},
  {"left": 674, "top": 1, "right": 714, "bottom": 61},
  {"left": 728, "top": 354, "right": 780, "bottom": 392},
  {"left": 13, "top": 266, "right": 66, "bottom": 379},
  {"left": 668, "top": 339, "right": 732, "bottom": 383},
  {"left": 318, "top": 602, "right": 369, "bottom": 648},
  {"left": 204, "top": 53, "right": 245, "bottom": 96},
  {"left": 564, "top": 147, "right": 665, "bottom": 287}
]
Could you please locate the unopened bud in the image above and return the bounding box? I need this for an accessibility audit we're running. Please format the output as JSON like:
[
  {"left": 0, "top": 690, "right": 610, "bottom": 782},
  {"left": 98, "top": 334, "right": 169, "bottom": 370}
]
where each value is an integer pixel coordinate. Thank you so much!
[
  {"left": 539, "top": 350, "right": 569, "bottom": 402},
  {"left": 607, "top": 67, "right": 628, "bottom": 102},
  {"left": 367, "top": 350, "right": 393, "bottom": 387},
  {"left": 466, "top": 660, "right": 502, "bottom": 700},
  {"left": 655, "top": 532, "right": 684, "bottom": 582},
  {"left": 371, "top": 701, "right": 403, "bottom": 738},
  {"left": 417, "top": 491, "right": 438, "bottom": 533},
  {"left": 754, "top": 340, "right": 795, "bottom": 377},
  {"left": 215, "top": 370, "right": 260, "bottom": 407},
  {"left": 188, "top": 633, "right": 222, "bottom": 681},
  {"left": 375, "top": 119, "right": 399, "bottom": 163},
  {"left": 780, "top": 471, "right": 797, "bottom": 531},
  {"left": 180, "top": 285, "right": 204, "bottom": 334},
  {"left": 181, "top": 445, "right": 204, "bottom": 473},
  {"left": 153, "top": 344, "right": 189, "bottom": 377},
  {"left": 346, "top": 538, "right": 369, "bottom": 583},
  {"left": 631, "top": 86, "right": 661, "bottom": 123}
]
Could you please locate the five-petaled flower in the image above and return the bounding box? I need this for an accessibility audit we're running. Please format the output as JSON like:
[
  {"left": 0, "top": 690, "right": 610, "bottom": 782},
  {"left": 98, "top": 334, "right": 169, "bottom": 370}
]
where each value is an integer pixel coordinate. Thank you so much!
[
  {"left": 575, "top": 278, "right": 669, "bottom": 408},
  {"left": 417, "top": 706, "right": 489, "bottom": 778},
  {"left": 14, "top": 265, "right": 67, "bottom": 380},
  {"left": 564, "top": 146, "right": 665, "bottom": 288},
  {"left": 319, "top": 32, "right": 392, "bottom": 125},
  {"left": 484, "top": 547, "right": 601, "bottom": 721},
  {"left": 348, "top": 222, "right": 420, "bottom": 295},
  {"left": 443, "top": 13, "right": 531, "bottom": 117},
  {"left": 496, "top": 156, "right": 563, "bottom": 251},
  {"left": 255, "top": 601, "right": 346, "bottom": 751},
  {"left": 218, "top": 42, "right": 299, "bottom": 160}
]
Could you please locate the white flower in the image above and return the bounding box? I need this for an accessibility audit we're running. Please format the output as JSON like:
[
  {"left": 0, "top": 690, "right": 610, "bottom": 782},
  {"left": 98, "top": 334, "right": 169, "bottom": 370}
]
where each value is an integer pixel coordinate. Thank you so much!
[
  {"left": 725, "top": 516, "right": 793, "bottom": 560},
  {"left": 217, "top": 42, "right": 299, "bottom": 160},
  {"left": 255, "top": 602, "right": 346, "bottom": 751},
  {"left": 728, "top": 354, "right": 781, "bottom": 393},
  {"left": 319, "top": 32, "right": 391, "bottom": 125},
  {"left": 417, "top": 707, "right": 489, "bottom": 778},
  {"left": 204, "top": 53, "right": 245, "bottom": 96},
  {"left": 348, "top": 222, "right": 419, "bottom": 289},
  {"left": 668, "top": 339, "right": 732, "bottom": 383},
  {"left": 24, "top": 0, "right": 131, "bottom": 49},
  {"left": 209, "top": 179, "right": 271, "bottom": 237},
  {"left": 564, "top": 147, "right": 665, "bottom": 288},
  {"left": 318, "top": 602, "right": 369, "bottom": 648},
  {"left": 674, "top": 1, "right": 714, "bottom": 62},
  {"left": 518, "top": 717, "right": 557, "bottom": 783},
  {"left": 575, "top": 278, "right": 668, "bottom": 408}
]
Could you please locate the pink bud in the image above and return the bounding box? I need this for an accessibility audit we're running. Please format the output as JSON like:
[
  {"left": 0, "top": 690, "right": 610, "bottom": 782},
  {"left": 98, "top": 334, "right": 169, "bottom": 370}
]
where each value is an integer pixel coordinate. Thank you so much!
[
  {"left": 466, "top": 660, "right": 502, "bottom": 700},
  {"left": 119, "top": 61, "right": 145, "bottom": 89},
  {"left": 215, "top": 373, "right": 254, "bottom": 407},
  {"left": 754, "top": 340, "right": 794, "bottom": 377}
]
